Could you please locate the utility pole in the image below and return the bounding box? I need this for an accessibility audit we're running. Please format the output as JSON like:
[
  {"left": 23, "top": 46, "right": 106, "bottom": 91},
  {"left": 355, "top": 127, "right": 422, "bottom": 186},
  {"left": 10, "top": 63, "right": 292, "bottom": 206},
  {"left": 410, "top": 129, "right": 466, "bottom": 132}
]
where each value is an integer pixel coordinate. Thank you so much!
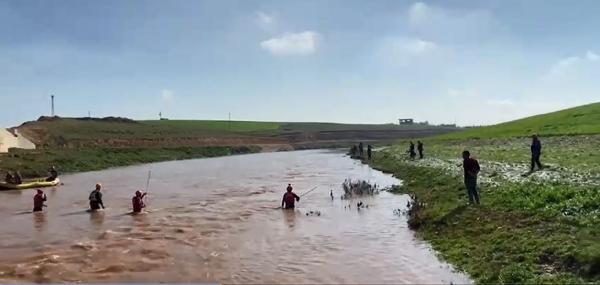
[
  {"left": 88, "top": 111, "right": 91, "bottom": 118},
  {"left": 228, "top": 112, "right": 231, "bottom": 131},
  {"left": 159, "top": 112, "right": 162, "bottom": 120},
  {"left": 51, "top": 94, "right": 55, "bottom": 116}
]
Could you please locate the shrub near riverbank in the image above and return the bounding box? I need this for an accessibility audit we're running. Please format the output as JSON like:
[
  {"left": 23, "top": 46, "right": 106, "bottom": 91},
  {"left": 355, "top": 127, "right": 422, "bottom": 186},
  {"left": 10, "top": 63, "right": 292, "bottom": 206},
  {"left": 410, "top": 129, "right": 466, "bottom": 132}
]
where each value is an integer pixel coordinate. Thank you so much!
[
  {"left": 371, "top": 150, "right": 600, "bottom": 284},
  {"left": 0, "top": 146, "right": 259, "bottom": 178}
]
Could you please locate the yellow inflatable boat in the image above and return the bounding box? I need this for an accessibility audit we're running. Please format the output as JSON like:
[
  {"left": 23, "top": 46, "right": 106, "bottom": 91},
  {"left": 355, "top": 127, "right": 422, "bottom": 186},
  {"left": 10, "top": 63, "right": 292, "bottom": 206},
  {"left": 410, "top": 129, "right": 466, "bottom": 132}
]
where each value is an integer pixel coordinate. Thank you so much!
[{"left": 0, "top": 177, "right": 60, "bottom": 190}]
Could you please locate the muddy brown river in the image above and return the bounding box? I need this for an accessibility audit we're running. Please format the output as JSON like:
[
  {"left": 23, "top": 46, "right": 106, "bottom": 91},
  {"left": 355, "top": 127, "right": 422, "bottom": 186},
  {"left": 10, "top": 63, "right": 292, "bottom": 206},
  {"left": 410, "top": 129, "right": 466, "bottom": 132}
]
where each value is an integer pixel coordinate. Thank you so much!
[{"left": 0, "top": 150, "right": 470, "bottom": 283}]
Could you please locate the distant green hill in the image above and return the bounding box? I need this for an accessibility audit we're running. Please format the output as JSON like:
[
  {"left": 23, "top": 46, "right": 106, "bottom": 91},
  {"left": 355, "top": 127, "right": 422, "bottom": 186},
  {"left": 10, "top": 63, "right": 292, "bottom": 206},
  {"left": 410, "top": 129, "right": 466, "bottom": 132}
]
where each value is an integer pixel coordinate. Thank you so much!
[
  {"left": 439, "top": 102, "right": 600, "bottom": 139},
  {"left": 15, "top": 117, "right": 458, "bottom": 148}
]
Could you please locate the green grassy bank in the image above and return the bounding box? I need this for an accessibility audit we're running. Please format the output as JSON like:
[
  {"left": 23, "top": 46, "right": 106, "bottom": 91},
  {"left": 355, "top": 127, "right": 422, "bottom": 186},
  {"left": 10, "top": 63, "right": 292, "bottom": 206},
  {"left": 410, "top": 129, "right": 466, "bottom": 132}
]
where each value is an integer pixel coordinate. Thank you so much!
[
  {"left": 370, "top": 103, "right": 600, "bottom": 283},
  {"left": 0, "top": 146, "right": 259, "bottom": 178},
  {"left": 371, "top": 152, "right": 599, "bottom": 284}
]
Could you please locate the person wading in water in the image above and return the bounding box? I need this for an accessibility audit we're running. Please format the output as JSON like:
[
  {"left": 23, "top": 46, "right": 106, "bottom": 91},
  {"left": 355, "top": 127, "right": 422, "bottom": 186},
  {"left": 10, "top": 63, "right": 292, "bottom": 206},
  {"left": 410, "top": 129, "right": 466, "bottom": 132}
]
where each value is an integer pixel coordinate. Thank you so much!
[
  {"left": 462, "top": 150, "right": 481, "bottom": 205},
  {"left": 33, "top": 189, "right": 47, "bottom": 212},
  {"left": 132, "top": 190, "right": 148, "bottom": 213},
  {"left": 89, "top": 183, "right": 105, "bottom": 211},
  {"left": 417, "top": 141, "right": 424, "bottom": 159},
  {"left": 282, "top": 184, "right": 300, "bottom": 209}
]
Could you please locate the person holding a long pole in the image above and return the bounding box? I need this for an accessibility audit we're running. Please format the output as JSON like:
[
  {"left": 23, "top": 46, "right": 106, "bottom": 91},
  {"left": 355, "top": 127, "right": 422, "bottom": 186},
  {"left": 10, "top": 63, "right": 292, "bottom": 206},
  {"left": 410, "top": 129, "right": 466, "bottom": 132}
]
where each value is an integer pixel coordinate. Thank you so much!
[
  {"left": 132, "top": 190, "right": 148, "bottom": 213},
  {"left": 281, "top": 184, "right": 300, "bottom": 210},
  {"left": 132, "top": 171, "right": 151, "bottom": 213}
]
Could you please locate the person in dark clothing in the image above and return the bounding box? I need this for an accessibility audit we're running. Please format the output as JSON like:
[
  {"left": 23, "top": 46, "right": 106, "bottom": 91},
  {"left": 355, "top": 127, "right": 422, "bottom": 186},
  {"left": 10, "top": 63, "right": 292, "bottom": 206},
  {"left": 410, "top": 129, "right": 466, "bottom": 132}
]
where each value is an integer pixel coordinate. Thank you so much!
[
  {"left": 462, "top": 151, "right": 480, "bottom": 205},
  {"left": 5, "top": 172, "right": 15, "bottom": 184},
  {"left": 282, "top": 184, "right": 300, "bottom": 209},
  {"left": 89, "top": 183, "right": 105, "bottom": 211},
  {"left": 132, "top": 190, "right": 147, "bottom": 213},
  {"left": 530, "top": 134, "right": 543, "bottom": 171},
  {"left": 46, "top": 166, "right": 58, "bottom": 182},
  {"left": 367, "top": 145, "right": 373, "bottom": 160},
  {"left": 408, "top": 142, "right": 416, "bottom": 159},
  {"left": 33, "top": 189, "right": 47, "bottom": 212},
  {"left": 358, "top": 142, "right": 364, "bottom": 157},
  {"left": 417, "top": 141, "right": 424, "bottom": 159},
  {"left": 350, "top": 145, "right": 358, "bottom": 156},
  {"left": 14, "top": 171, "right": 22, "bottom": 184}
]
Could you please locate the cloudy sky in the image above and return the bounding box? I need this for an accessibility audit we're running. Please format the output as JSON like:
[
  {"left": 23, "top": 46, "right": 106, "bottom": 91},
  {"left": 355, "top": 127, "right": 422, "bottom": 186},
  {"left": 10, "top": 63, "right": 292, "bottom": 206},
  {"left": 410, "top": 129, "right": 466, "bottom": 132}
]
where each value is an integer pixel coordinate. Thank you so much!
[{"left": 1, "top": 0, "right": 599, "bottom": 126}]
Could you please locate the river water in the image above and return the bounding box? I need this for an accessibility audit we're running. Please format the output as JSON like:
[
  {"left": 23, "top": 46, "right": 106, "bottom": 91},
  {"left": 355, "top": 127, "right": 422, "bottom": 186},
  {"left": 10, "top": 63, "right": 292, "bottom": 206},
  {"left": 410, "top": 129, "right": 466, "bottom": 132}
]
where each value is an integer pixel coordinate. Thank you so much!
[{"left": 0, "top": 150, "right": 470, "bottom": 284}]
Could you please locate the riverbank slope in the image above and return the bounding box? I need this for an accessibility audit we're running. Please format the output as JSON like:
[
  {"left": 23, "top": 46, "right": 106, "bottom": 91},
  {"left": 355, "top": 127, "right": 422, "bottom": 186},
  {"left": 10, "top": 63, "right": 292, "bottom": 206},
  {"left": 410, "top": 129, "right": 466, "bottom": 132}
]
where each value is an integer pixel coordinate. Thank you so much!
[
  {"left": 1, "top": 117, "right": 459, "bottom": 178},
  {"left": 371, "top": 102, "right": 600, "bottom": 284}
]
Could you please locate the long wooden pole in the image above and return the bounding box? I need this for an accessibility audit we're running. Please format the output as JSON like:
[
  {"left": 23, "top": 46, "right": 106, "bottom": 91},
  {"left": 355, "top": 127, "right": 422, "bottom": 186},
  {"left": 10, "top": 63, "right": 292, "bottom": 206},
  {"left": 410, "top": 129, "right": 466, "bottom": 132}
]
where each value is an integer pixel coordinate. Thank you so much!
[{"left": 144, "top": 170, "right": 152, "bottom": 205}]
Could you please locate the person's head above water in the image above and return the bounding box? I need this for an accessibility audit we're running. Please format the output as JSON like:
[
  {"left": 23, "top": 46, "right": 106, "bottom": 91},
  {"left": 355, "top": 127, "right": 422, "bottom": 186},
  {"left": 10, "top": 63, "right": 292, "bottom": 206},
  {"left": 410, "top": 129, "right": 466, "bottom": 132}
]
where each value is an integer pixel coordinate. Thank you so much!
[
  {"left": 532, "top": 133, "right": 538, "bottom": 139},
  {"left": 135, "top": 190, "right": 142, "bottom": 197},
  {"left": 287, "top": 184, "right": 292, "bottom": 192},
  {"left": 462, "top": 150, "right": 470, "bottom": 159},
  {"left": 95, "top": 183, "right": 102, "bottom": 191},
  {"left": 36, "top": 189, "right": 43, "bottom": 194}
]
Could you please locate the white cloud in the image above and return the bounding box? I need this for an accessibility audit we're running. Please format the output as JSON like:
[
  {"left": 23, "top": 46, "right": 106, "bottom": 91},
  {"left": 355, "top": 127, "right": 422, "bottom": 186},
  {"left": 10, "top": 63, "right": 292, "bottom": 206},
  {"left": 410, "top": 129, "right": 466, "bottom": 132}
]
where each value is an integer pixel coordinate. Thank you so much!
[
  {"left": 255, "top": 11, "right": 277, "bottom": 31},
  {"left": 256, "top": 11, "right": 274, "bottom": 25},
  {"left": 260, "top": 31, "right": 320, "bottom": 56},
  {"left": 408, "top": 2, "right": 430, "bottom": 27},
  {"left": 378, "top": 37, "right": 441, "bottom": 64},
  {"left": 547, "top": 51, "right": 600, "bottom": 75},
  {"left": 586, "top": 50, "right": 599, "bottom": 61},
  {"left": 397, "top": 38, "right": 437, "bottom": 55},
  {"left": 549, "top": 56, "right": 581, "bottom": 75},
  {"left": 161, "top": 89, "right": 174, "bottom": 103},
  {"left": 406, "top": 1, "right": 499, "bottom": 43}
]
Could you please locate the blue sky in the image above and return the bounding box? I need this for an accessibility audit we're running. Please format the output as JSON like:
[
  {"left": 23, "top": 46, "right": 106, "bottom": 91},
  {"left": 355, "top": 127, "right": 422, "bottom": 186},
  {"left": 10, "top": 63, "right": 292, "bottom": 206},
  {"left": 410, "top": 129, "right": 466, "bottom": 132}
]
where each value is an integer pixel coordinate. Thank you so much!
[{"left": 1, "top": 0, "right": 599, "bottom": 127}]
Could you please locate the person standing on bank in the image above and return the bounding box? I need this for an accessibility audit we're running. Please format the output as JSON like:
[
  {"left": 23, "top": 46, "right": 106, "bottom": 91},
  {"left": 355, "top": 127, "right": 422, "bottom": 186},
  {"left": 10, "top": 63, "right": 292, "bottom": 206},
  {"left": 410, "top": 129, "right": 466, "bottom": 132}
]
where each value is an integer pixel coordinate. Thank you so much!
[
  {"left": 358, "top": 142, "right": 364, "bottom": 157},
  {"left": 462, "top": 150, "right": 480, "bottom": 205},
  {"left": 367, "top": 145, "right": 373, "bottom": 160},
  {"left": 417, "top": 141, "right": 424, "bottom": 159},
  {"left": 530, "top": 134, "right": 543, "bottom": 172}
]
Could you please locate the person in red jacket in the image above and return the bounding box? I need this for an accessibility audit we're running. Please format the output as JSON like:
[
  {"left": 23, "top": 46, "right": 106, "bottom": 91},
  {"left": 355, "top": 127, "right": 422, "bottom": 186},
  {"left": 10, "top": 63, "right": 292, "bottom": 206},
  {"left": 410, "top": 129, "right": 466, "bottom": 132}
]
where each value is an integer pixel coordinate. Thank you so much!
[
  {"left": 33, "top": 189, "right": 47, "bottom": 212},
  {"left": 281, "top": 184, "right": 300, "bottom": 209},
  {"left": 132, "top": 190, "right": 148, "bottom": 213}
]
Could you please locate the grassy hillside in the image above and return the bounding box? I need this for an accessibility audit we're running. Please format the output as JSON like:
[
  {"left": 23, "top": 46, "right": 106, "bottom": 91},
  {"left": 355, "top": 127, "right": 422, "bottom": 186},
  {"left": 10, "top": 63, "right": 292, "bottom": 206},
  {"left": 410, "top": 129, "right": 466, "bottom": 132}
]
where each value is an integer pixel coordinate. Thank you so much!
[
  {"left": 16, "top": 117, "right": 458, "bottom": 148},
  {"left": 371, "top": 102, "right": 600, "bottom": 283},
  {"left": 439, "top": 102, "right": 600, "bottom": 139},
  {"left": 19, "top": 119, "right": 280, "bottom": 141}
]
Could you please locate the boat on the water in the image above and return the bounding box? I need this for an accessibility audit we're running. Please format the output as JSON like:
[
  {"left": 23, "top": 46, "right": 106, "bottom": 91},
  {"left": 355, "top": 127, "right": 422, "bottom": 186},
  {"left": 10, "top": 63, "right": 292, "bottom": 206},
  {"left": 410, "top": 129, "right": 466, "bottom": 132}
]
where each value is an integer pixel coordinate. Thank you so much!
[{"left": 0, "top": 177, "right": 60, "bottom": 190}]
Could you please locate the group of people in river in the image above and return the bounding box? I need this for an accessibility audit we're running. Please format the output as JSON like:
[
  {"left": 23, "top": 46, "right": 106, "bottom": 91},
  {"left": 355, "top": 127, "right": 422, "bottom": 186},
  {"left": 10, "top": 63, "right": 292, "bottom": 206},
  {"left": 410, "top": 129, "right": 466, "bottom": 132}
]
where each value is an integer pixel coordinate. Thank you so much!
[
  {"left": 349, "top": 142, "right": 373, "bottom": 160},
  {"left": 33, "top": 181, "right": 298, "bottom": 214},
  {"left": 33, "top": 182, "right": 149, "bottom": 214},
  {"left": 460, "top": 134, "right": 544, "bottom": 205}
]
